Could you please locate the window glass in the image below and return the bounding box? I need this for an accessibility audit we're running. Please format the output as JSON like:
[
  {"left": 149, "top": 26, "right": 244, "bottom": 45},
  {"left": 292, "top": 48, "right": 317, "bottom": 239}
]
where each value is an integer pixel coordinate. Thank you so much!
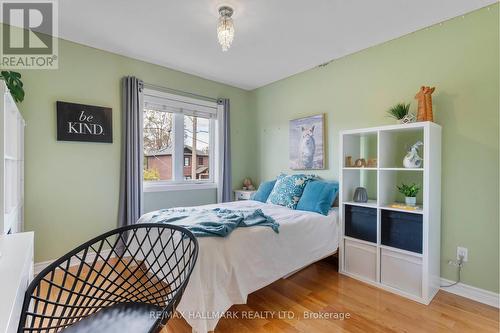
[
  {"left": 184, "top": 115, "right": 210, "bottom": 180},
  {"left": 143, "top": 108, "right": 173, "bottom": 181}
]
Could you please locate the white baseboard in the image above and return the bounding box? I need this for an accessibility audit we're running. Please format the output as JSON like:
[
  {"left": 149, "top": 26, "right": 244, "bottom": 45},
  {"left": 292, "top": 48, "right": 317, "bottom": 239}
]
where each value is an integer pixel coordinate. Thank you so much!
[
  {"left": 34, "top": 249, "right": 113, "bottom": 276},
  {"left": 440, "top": 278, "right": 499, "bottom": 308},
  {"left": 34, "top": 260, "right": 53, "bottom": 275}
]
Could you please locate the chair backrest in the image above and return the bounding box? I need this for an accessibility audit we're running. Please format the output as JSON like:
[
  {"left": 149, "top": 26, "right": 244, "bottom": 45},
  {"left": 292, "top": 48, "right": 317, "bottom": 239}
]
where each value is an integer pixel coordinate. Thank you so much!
[{"left": 18, "top": 223, "right": 198, "bottom": 333}]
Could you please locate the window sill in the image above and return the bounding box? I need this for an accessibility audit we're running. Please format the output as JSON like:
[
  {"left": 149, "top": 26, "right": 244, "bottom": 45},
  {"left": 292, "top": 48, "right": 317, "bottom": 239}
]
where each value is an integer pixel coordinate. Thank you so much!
[{"left": 143, "top": 182, "right": 217, "bottom": 193}]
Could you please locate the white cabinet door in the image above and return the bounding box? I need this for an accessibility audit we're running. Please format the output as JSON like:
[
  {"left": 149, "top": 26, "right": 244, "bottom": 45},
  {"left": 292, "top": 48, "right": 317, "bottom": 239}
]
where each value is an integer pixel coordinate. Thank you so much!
[
  {"left": 344, "top": 239, "right": 377, "bottom": 282},
  {"left": 381, "top": 248, "right": 422, "bottom": 297}
]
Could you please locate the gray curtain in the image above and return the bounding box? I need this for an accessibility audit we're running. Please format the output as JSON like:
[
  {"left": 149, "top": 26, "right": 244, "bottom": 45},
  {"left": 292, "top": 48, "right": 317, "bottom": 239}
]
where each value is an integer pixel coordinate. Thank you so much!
[
  {"left": 218, "top": 98, "right": 232, "bottom": 202},
  {"left": 118, "top": 76, "right": 144, "bottom": 227}
]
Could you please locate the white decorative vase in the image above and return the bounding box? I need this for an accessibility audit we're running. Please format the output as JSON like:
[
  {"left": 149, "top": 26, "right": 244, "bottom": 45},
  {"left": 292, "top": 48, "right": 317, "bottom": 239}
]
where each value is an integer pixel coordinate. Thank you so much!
[
  {"left": 403, "top": 141, "right": 424, "bottom": 168},
  {"left": 405, "top": 197, "right": 417, "bottom": 206}
]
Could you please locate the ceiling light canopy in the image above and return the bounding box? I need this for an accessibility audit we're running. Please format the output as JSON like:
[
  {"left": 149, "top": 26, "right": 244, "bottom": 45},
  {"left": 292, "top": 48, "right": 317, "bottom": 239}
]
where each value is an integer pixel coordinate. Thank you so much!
[{"left": 217, "top": 6, "right": 234, "bottom": 52}]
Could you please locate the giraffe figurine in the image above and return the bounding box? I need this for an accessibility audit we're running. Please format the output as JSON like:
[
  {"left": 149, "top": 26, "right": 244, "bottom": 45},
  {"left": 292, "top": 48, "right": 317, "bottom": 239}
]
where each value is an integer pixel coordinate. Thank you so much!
[
  {"left": 415, "top": 86, "right": 436, "bottom": 121},
  {"left": 424, "top": 86, "right": 435, "bottom": 121}
]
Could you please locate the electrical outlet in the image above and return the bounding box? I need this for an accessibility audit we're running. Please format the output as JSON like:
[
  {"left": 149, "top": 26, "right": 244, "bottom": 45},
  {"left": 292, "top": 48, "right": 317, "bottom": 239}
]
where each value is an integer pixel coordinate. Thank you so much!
[{"left": 457, "top": 246, "right": 468, "bottom": 262}]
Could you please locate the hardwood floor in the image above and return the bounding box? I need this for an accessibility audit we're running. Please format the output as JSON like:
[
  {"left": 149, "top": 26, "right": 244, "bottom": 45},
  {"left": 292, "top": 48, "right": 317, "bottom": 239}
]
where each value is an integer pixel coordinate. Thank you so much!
[
  {"left": 162, "top": 258, "right": 499, "bottom": 333},
  {"left": 32, "top": 257, "right": 498, "bottom": 332}
]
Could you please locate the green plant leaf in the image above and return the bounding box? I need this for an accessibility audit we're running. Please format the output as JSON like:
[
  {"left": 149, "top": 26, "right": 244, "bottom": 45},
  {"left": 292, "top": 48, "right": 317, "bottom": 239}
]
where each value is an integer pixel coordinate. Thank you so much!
[
  {"left": 397, "top": 183, "right": 420, "bottom": 197},
  {"left": 387, "top": 102, "right": 411, "bottom": 120},
  {"left": 0, "top": 70, "right": 25, "bottom": 103}
]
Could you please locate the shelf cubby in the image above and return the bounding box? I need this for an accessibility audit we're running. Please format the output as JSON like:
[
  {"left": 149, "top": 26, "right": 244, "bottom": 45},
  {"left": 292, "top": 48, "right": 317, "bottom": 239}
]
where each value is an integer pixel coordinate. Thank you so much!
[
  {"left": 380, "top": 248, "right": 422, "bottom": 297},
  {"left": 344, "top": 205, "right": 377, "bottom": 243},
  {"left": 342, "top": 132, "right": 378, "bottom": 168},
  {"left": 379, "top": 169, "right": 424, "bottom": 208},
  {"left": 379, "top": 127, "right": 424, "bottom": 169},
  {"left": 381, "top": 209, "right": 423, "bottom": 254},
  {"left": 344, "top": 238, "right": 377, "bottom": 282},
  {"left": 342, "top": 169, "right": 377, "bottom": 204}
]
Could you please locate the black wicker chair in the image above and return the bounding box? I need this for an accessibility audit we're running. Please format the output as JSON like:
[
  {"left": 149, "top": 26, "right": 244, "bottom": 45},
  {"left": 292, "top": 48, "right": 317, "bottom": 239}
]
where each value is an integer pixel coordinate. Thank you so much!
[{"left": 18, "top": 223, "right": 198, "bottom": 333}]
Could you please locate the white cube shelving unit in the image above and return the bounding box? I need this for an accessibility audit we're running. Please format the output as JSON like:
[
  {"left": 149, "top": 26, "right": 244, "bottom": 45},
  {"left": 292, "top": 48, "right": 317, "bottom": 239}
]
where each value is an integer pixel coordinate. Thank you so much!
[{"left": 339, "top": 122, "right": 441, "bottom": 304}]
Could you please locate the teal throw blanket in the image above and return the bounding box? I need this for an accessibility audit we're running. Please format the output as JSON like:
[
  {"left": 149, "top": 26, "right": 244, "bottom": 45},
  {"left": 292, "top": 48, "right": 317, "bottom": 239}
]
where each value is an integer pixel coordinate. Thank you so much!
[{"left": 149, "top": 208, "right": 279, "bottom": 237}]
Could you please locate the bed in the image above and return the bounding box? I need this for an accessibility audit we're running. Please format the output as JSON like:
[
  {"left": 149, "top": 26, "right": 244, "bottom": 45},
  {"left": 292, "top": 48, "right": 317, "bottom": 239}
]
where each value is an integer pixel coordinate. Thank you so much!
[{"left": 138, "top": 200, "right": 339, "bottom": 333}]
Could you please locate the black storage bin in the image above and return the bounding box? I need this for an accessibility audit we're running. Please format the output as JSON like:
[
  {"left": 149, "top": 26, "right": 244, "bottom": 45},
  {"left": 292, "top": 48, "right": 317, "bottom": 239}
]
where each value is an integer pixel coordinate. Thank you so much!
[
  {"left": 381, "top": 210, "right": 423, "bottom": 253},
  {"left": 344, "top": 205, "right": 377, "bottom": 243}
]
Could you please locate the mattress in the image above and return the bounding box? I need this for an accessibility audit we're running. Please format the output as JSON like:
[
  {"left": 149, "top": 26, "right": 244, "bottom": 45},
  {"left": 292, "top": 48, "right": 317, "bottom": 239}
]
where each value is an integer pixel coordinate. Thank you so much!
[{"left": 138, "top": 200, "right": 339, "bottom": 333}]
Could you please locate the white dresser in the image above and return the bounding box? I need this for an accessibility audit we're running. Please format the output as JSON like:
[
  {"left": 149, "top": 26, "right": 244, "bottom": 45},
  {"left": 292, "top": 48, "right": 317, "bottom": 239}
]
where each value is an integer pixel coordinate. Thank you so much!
[{"left": 0, "top": 232, "right": 34, "bottom": 333}]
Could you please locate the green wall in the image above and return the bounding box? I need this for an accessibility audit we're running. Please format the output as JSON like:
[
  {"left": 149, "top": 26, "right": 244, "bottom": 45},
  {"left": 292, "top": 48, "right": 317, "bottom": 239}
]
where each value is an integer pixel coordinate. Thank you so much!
[
  {"left": 13, "top": 36, "right": 256, "bottom": 262},
  {"left": 253, "top": 6, "right": 499, "bottom": 292}
]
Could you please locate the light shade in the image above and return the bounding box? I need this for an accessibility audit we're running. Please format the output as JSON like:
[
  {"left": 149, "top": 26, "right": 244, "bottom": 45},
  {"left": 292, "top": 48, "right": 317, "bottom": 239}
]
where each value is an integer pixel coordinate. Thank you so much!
[{"left": 217, "top": 6, "right": 234, "bottom": 52}]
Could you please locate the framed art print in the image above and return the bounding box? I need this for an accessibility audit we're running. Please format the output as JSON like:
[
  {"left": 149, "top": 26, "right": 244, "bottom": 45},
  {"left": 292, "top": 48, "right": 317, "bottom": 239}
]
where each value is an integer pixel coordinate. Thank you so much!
[{"left": 289, "top": 114, "right": 325, "bottom": 170}]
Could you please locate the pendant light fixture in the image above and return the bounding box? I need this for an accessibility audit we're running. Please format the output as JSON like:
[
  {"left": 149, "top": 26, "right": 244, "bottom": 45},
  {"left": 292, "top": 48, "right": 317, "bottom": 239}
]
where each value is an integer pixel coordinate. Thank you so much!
[{"left": 217, "top": 6, "right": 235, "bottom": 52}]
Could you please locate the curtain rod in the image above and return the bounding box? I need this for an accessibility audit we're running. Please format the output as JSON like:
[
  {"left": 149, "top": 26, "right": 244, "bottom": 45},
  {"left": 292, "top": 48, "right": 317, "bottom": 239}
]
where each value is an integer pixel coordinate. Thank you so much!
[{"left": 143, "top": 82, "right": 219, "bottom": 103}]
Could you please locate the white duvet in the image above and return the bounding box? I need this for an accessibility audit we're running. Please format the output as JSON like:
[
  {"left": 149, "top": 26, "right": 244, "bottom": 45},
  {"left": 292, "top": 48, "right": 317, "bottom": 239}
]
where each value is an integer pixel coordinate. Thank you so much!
[{"left": 138, "top": 200, "right": 339, "bottom": 333}]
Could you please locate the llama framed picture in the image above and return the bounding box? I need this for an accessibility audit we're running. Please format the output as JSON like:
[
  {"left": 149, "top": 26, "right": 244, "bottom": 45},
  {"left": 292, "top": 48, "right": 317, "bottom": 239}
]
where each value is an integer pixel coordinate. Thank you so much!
[{"left": 289, "top": 114, "right": 325, "bottom": 170}]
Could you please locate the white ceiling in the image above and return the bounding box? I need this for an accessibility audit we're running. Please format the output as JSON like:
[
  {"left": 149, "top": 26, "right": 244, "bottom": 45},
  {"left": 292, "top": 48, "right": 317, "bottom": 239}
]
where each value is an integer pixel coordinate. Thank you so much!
[{"left": 56, "top": 0, "right": 497, "bottom": 90}]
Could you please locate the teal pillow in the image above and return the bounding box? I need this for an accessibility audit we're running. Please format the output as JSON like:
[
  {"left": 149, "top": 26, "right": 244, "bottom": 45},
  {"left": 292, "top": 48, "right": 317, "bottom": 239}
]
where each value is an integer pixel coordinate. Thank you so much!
[
  {"left": 266, "top": 174, "right": 315, "bottom": 209},
  {"left": 296, "top": 180, "right": 339, "bottom": 215},
  {"left": 251, "top": 180, "right": 277, "bottom": 202}
]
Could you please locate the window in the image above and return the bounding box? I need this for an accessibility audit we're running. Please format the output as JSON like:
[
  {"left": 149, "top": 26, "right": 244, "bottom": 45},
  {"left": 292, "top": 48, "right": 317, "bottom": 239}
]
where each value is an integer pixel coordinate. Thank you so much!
[{"left": 143, "top": 89, "right": 218, "bottom": 191}]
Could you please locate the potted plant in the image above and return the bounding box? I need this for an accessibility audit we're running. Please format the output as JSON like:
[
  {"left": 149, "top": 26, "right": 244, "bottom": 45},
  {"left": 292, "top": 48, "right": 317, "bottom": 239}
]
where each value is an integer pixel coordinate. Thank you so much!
[
  {"left": 397, "top": 183, "right": 420, "bottom": 206},
  {"left": 387, "top": 103, "right": 414, "bottom": 124},
  {"left": 0, "top": 71, "right": 25, "bottom": 103}
]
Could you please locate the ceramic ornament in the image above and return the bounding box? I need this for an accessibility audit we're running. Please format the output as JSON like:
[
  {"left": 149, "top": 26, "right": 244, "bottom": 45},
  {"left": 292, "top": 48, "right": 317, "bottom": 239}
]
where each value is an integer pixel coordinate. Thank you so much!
[
  {"left": 403, "top": 141, "right": 424, "bottom": 168},
  {"left": 401, "top": 113, "right": 416, "bottom": 124},
  {"left": 353, "top": 187, "right": 368, "bottom": 203}
]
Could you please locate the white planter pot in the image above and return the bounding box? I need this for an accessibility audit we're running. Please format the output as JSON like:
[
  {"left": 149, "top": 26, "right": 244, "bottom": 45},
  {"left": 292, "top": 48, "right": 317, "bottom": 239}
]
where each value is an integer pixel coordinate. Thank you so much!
[{"left": 405, "top": 197, "right": 417, "bottom": 206}]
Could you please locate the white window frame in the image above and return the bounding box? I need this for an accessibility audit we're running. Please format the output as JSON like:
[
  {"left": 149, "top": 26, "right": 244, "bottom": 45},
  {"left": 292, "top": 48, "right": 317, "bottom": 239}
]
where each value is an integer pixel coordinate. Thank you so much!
[{"left": 143, "top": 89, "right": 219, "bottom": 192}]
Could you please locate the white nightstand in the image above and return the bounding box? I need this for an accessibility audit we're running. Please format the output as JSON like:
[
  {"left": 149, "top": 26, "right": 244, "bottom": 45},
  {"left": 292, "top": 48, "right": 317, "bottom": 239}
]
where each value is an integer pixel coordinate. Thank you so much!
[{"left": 234, "top": 190, "right": 256, "bottom": 201}]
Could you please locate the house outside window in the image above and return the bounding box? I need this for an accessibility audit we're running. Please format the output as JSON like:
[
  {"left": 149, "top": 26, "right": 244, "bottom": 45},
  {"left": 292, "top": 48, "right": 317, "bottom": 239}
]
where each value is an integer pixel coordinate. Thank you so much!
[{"left": 142, "top": 89, "right": 219, "bottom": 191}]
